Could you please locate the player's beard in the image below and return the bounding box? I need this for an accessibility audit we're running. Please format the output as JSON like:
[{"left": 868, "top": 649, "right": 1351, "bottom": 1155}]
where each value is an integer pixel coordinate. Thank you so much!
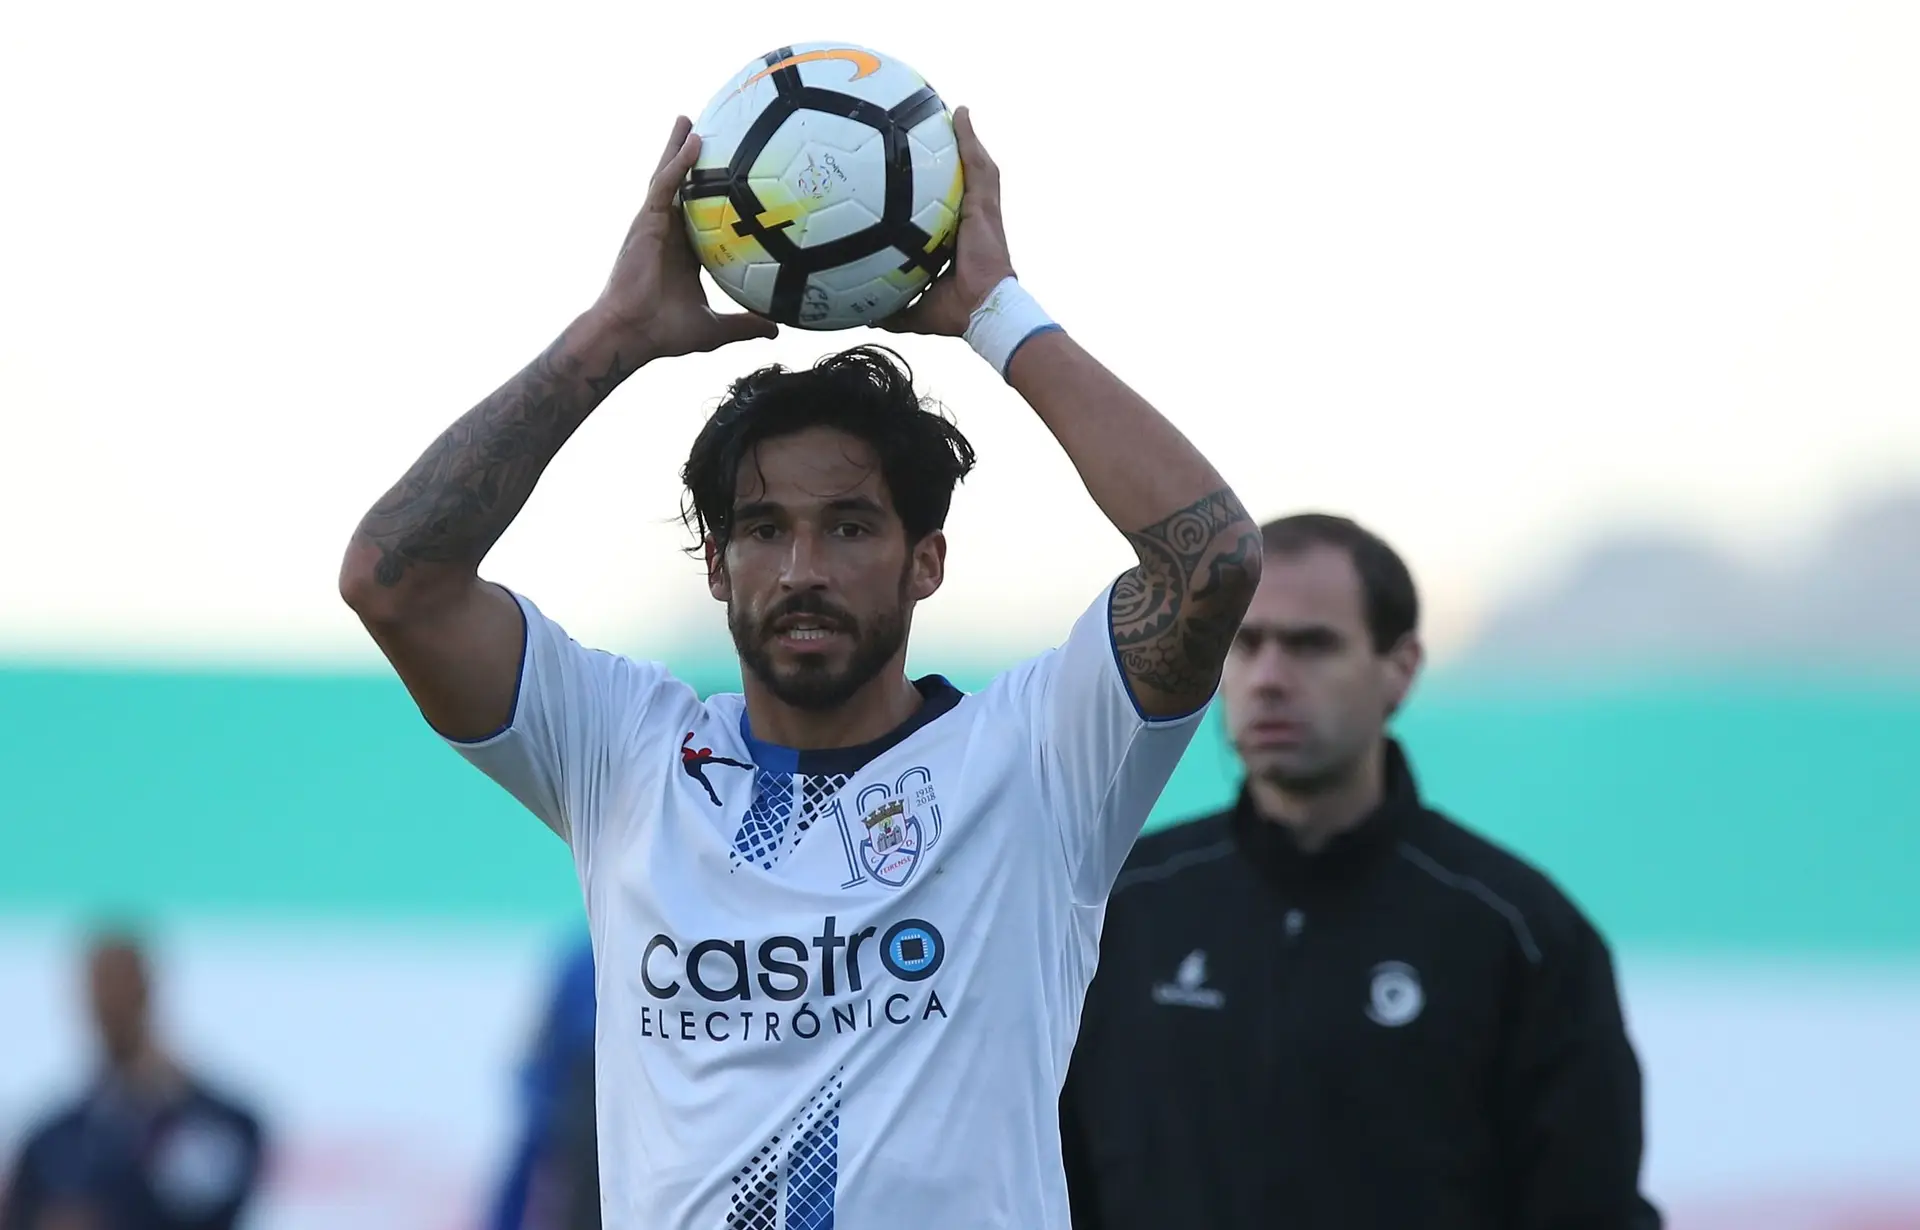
[{"left": 731, "top": 574, "right": 911, "bottom": 713}]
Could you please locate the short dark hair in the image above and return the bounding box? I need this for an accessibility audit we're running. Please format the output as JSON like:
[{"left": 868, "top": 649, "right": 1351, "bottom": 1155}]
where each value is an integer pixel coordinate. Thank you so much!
[
  {"left": 680, "top": 345, "right": 977, "bottom": 554},
  {"left": 1260, "top": 513, "right": 1419, "bottom": 653},
  {"left": 85, "top": 922, "right": 148, "bottom": 958},
  {"left": 83, "top": 923, "right": 151, "bottom": 982}
]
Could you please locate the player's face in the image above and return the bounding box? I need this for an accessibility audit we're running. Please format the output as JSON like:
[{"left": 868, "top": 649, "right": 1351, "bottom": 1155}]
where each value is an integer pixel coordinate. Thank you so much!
[
  {"left": 711, "top": 426, "right": 945, "bottom": 712},
  {"left": 1221, "top": 545, "right": 1420, "bottom": 793},
  {"left": 86, "top": 943, "right": 150, "bottom": 1065}
]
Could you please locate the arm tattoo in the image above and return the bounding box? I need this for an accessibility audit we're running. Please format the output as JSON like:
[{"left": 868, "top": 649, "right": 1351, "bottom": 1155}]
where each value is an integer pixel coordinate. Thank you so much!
[
  {"left": 1111, "top": 488, "right": 1262, "bottom": 700},
  {"left": 355, "top": 330, "right": 641, "bottom": 587}
]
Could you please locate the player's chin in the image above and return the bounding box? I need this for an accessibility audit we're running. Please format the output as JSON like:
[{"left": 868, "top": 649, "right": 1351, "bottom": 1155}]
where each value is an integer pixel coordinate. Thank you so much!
[
  {"left": 763, "top": 646, "right": 853, "bottom": 690},
  {"left": 765, "top": 660, "right": 866, "bottom": 712},
  {"left": 1242, "top": 744, "right": 1320, "bottom": 779}
]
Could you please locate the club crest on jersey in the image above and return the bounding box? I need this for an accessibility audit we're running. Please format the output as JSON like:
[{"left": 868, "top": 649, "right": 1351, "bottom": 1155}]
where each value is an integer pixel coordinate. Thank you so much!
[{"left": 858, "top": 792, "right": 925, "bottom": 887}]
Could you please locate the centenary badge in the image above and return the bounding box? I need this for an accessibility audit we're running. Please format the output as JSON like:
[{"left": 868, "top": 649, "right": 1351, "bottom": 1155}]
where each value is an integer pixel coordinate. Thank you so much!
[{"left": 858, "top": 792, "right": 925, "bottom": 887}]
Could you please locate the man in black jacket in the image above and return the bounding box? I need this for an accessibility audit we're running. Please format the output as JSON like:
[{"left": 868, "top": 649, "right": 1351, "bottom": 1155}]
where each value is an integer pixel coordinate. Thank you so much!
[{"left": 1060, "top": 513, "right": 1661, "bottom": 1230}]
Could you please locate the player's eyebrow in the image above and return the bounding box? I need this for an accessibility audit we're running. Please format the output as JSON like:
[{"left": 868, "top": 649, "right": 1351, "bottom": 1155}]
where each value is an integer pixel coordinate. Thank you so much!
[
  {"left": 732, "top": 500, "right": 783, "bottom": 522},
  {"left": 1237, "top": 622, "right": 1345, "bottom": 648},
  {"left": 823, "top": 495, "right": 887, "bottom": 517}
]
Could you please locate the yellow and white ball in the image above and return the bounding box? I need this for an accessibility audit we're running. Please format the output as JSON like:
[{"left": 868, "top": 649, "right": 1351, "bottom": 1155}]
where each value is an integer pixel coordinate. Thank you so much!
[{"left": 681, "top": 42, "right": 963, "bottom": 330}]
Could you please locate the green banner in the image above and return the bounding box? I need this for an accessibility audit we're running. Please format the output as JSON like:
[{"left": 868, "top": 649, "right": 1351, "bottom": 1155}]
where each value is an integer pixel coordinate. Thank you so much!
[{"left": 6, "top": 663, "right": 1916, "bottom": 953}]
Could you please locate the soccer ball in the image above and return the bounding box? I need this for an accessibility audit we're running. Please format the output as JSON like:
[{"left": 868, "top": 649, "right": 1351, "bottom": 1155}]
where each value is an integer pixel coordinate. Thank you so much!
[{"left": 680, "top": 42, "right": 963, "bottom": 331}]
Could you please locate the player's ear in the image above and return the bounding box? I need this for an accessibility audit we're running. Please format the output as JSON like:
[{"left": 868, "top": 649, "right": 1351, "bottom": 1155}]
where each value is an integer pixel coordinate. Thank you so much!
[
  {"left": 908, "top": 530, "right": 946, "bottom": 602},
  {"left": 1381, "top": 633, "right": 1423, "bottom": 720},
  {"left": 705, "top": 535, "right": 730, "bottom": 601}
]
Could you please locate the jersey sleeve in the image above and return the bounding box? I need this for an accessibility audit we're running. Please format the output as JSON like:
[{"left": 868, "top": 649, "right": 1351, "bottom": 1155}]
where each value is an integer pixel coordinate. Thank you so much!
[
  {"left": 444, "top": 590, "right": 675, "bottom": 867},
  {"left": 1022, "top": 577, "right": 1212, "bottom": 905}
]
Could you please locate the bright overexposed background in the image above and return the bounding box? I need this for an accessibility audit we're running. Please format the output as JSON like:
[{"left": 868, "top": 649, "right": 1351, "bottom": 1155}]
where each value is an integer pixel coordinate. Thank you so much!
[{"left": 2, "top": 0, "right": 1917, "bottom": 665}]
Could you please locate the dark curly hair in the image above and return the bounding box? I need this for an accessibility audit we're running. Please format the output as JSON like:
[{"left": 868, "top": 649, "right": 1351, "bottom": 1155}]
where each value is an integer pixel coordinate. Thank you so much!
[{"left": 680, "top": 345, "right": 978, "bottom": 554}]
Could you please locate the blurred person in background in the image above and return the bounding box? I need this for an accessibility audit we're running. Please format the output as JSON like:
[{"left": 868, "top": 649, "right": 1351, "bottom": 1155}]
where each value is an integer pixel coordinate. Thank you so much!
[
  {"left": 0, "top": 931, "right": 267, "bottom": 1230},
  {"left": 486, "top": 933, "right": 599, "bottom": 1230},
  {"left": 1059, "top": 514, "right": 1661, "bottom": 1230}
]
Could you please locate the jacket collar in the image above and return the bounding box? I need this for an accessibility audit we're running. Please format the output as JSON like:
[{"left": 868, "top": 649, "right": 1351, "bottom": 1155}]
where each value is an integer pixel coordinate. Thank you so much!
[{"left": 1232, "top": 739, "right": 1422, "bottom": 889}]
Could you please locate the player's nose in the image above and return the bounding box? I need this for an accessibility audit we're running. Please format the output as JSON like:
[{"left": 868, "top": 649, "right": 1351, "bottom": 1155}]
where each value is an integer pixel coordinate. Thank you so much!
[
  {"left": 1247, "top": 642, "right": 1297, "bottom": 696},
  {"left": 778, "top": 527, "right": 830, "bottom": 590}
]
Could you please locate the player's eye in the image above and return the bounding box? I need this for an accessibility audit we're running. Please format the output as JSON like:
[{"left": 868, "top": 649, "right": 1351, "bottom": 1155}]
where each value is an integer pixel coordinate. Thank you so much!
[
  {"left": 743, "top": 523, "right": 780, "bottom": 541},
  {"left": 832, "top": 522, "right": 869, "bottom": 538},
  {"left": 1285, "top": 630, "right": 1342, "bottom": 656}
]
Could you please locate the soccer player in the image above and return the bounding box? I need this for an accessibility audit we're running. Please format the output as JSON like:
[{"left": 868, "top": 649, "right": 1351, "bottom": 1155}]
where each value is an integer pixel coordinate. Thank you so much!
[{"left": 337, "top": 108, "right": 1261, "bottom": 1229}]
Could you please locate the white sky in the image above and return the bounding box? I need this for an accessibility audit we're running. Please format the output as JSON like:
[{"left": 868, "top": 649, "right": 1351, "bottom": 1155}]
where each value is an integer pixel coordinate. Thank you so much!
[{"left": 2, "top": 0, "right": 1916, "bottom": 668}]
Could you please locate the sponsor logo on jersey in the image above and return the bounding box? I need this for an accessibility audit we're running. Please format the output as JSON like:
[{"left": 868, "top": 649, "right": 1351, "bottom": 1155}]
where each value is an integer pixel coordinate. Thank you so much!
[
  {"left": 679, "top": 731, "right": 752, "bottom": 807},
  {"left": 635, "top": 915, "right": 950, "bottom": 1045}
]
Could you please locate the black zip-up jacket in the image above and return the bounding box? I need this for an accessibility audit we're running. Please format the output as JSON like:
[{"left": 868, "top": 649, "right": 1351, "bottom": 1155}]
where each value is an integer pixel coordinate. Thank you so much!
[{"left": 1060, "top": 741, "right": 1661, "bottom": 1230}]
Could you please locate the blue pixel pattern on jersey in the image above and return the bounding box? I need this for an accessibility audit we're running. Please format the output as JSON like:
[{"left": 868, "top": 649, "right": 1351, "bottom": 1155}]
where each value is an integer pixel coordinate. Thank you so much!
[
  {"left": 723, "top": 1069, "right": 843, "bottom": 1230},
  {"left": 784, "top": 1085, "right": 839, "bottom": 1230},
  {"left": 731, "top": 768, "right": 796, "bottom": 869},
  {"left": 729, "top": 769, "right": 852, "bottom": 872}
]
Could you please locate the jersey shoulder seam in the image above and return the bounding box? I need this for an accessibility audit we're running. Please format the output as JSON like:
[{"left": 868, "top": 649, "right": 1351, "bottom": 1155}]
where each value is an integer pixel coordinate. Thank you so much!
[
  {"left": 1113, "top": 831, "right": 1237, "bottom": 895},
  {"left": 1396, "top": 839, "right": 1545, "bottom": 965}
]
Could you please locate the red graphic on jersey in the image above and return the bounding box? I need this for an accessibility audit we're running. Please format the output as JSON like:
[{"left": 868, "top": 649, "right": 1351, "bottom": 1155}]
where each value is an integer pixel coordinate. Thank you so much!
[{"left": 681, "top": 731, "right": 752, "bottom": 807}]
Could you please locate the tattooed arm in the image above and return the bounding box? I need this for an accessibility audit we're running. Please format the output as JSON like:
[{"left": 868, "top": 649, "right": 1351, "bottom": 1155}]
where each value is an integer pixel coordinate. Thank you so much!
[
  {"left": 338, "top": 313, "right": 647, "bottom": 739},
  {"left": 879, "top": 110, "right": 1260, "bottom": 718},
  {"left": 338, "top": 118, "right": 774, "bottom": 739},
  {"left": 1008, "top": 331, "right": 1262, "bottom": 718}
]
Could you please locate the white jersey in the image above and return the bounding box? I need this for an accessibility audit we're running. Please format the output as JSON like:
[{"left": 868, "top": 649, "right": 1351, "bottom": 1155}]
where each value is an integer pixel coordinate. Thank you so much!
[{"left": 449, "top": 581, "right": 1206, "bottom": 1229}]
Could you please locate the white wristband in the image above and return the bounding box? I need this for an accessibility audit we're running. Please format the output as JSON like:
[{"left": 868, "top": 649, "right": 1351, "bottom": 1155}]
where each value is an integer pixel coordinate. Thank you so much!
[{"left": 964, "top": 277, "right": 1061, "bottom": 380}]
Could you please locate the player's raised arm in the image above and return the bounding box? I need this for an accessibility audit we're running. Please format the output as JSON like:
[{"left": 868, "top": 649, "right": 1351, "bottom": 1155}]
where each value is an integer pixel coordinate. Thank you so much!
[
  {"left": 886, "top": 108, "right": 1262, "bottom": 717},
  {"left": 1001, "top": 330, "right": 1260, "bottom": 717},
  {"left": 338, "top": 118, "right": 775, "bottom": 740}
]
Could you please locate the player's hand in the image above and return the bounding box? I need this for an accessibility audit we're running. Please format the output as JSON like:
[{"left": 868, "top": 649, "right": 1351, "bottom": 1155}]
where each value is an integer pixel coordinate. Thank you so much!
[
  {"left": 589, "top": 117, "right": 779, "bottom": 359},
  {"left": 881, "top": 107, "right": 1017, "bottom": 338}
]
